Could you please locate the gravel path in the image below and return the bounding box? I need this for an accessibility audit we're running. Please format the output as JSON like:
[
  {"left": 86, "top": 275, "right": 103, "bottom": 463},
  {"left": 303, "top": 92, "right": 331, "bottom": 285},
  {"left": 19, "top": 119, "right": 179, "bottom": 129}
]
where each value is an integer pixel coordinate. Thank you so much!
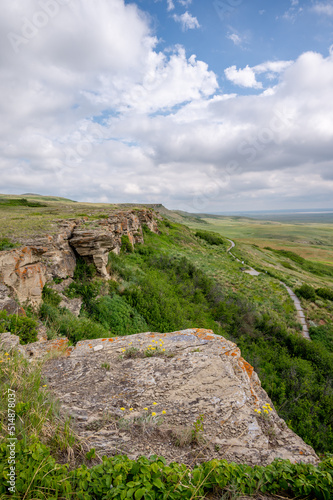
[{"left": 226, "top": 238, "right": 310, "bottom": 340}]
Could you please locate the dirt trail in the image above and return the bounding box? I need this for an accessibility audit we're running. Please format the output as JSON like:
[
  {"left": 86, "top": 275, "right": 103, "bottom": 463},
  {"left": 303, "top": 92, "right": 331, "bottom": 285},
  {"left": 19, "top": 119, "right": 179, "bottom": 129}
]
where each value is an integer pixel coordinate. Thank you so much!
[{"left": 226, "top": 239, "right": 310, "bottom": 340}]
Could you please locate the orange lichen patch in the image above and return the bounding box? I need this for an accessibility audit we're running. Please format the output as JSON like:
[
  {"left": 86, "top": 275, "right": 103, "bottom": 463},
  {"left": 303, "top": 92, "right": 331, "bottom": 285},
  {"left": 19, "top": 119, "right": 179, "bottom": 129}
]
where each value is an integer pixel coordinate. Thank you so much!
[
  {"left": 108, "top": 338, "right": 114, "bottom": 342},
  {"left": 300, "top": 451, "right": 304, "bottom": 455},
  {"left": 250, "top": 387, "right": 259, "bottom": 402},
  {"left": 102, "top": 339, "right": 106, "bottom": 341},
  {"left": 195, "top": 329, "right": 215, "bottom": 341},
  {"left": 231, "top": 352, "right": 238, "bottom": 357},
  {"left": 240, "top": 359, "right": 254, "bottom": 378}
]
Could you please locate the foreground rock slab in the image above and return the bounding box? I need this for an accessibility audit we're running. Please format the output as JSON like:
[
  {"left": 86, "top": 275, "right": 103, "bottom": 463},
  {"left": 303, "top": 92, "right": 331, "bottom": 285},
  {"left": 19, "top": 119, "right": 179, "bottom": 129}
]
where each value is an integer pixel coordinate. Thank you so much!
[{"left": 42, "top": 329, "right": 318, "bottom": 467}]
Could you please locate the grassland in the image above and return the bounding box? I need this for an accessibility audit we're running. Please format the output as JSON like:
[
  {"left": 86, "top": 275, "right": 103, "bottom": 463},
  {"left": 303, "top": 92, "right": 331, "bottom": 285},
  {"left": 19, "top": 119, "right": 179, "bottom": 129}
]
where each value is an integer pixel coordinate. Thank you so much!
[{"left": 0, "top": 194, "right": 163, "bottom": 242}]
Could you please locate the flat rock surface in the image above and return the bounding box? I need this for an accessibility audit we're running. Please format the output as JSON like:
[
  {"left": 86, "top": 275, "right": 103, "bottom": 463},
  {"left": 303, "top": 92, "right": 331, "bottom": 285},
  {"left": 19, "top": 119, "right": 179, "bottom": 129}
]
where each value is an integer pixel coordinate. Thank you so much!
[{"left": 43, "top": 329, "right": 318, "bottom": 467}]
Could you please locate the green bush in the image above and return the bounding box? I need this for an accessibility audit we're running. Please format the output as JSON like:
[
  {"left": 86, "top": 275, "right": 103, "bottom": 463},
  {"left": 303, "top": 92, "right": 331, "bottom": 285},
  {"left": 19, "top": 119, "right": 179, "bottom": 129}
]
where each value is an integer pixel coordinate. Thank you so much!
[
  {"left": 91, "top": 295, "right": 148, "bottom": 336},
  {"left": 0, "top": 311, "right": 37, "bottom": 344},
  {"left": 310, "top": 325, "right": 333, "bottom": 353},
  {"left": 0, "top": 197, "right": 47, "bottom": 208},
  {"left": 1, "top": 439, "right": 332, "bottom": 500},
  {"left": 121, "top": 234, "right": 133, "bottom": 253},
  {"left": 42, "top": 285, "right": 62, "bottom": 307},
  {"left": 316, "top": 287, "right": 333, "bottom": 301},
  {"left": 195, "top": 230, "right": 226, "bottom": 246},
  {"left": 0, "top": 238, "right": 16, "bottom": 251},
  {"left": 39, "top": 303, "right": 108, "bottom": 343},
  {"left": 295, "top": 284, "right": 317, "bottom": 301},
  {"left": 73, "top": 256, "right": 96, "bottom": 281}
]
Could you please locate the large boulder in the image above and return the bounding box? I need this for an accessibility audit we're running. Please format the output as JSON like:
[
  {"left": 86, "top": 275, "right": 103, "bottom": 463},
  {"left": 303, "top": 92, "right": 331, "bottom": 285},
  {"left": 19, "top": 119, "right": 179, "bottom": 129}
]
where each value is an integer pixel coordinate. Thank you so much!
[{"left": 42, "top": 329, "right": 318, "bottom": 467}]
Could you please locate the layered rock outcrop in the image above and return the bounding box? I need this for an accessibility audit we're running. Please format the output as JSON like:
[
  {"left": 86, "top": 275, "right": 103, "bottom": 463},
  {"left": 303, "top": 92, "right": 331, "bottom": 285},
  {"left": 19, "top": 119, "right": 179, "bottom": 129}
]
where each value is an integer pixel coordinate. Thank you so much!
[
  {"left": 37, "top": 329, "right": 318, "bottom": 467},
  {"left": 70, "top": 210, "right": 159, "bottom": 277},
  {"left": 0, "top": 210, "right": 160, "bottom": 307}
]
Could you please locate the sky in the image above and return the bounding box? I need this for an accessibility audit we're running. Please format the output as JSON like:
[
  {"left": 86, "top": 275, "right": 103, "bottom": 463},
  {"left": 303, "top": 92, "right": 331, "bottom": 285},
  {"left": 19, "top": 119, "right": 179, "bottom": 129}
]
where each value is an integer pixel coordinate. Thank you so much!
[{"left": 1, "top": 0, "right": 333, "bottom": 212}]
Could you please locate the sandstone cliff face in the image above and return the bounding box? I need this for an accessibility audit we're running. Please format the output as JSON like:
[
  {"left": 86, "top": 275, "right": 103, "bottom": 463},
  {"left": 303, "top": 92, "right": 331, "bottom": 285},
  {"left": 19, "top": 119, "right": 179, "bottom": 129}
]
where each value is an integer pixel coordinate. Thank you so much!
[
  {"left": 69, "top": 210, "right": 159, "bottom": 278},
  {"left": 0, "top": 210, "right": 159, "bottom": 308},
  {"left": 32, "top": 329, "right": 318, "bottom": 467}
]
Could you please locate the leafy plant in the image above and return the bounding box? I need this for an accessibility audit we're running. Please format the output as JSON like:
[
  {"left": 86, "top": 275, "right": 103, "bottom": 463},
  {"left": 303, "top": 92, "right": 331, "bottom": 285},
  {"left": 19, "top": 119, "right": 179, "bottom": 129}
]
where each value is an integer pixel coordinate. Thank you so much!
[
  {"left": 121, "top": 234, "right": 134, "bottom": 253},
  {"left": 0, "top": 238, "right": 17, "bottom": 251},
  {"left": 0, "top": 310, "right": 37, "bottom": 344},
  {"left": 316, "top": 287, "right": 333, "bottom": 301},
  {"left": 195, "top": 230, "right": 227, "bottom": 246},
  {"left": 42, "top": 284, "right": 62, "bottom": 307},
  {"left": 295, "top": 284, "right": 317, "bottom": 301}
]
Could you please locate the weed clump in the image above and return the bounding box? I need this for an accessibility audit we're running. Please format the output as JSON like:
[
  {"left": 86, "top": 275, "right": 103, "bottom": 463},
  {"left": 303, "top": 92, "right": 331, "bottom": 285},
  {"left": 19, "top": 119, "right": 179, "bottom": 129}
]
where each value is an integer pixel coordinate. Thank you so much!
[{"left": 0, "top": 311, "right": 37, "bottom": 344}]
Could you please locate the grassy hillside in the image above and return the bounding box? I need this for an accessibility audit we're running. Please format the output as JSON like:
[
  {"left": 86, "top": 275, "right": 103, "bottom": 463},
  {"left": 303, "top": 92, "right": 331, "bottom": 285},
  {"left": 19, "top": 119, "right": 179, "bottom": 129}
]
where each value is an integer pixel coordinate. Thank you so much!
[{"left": 1, "top": 199, "right": 333, "bottom": 498}]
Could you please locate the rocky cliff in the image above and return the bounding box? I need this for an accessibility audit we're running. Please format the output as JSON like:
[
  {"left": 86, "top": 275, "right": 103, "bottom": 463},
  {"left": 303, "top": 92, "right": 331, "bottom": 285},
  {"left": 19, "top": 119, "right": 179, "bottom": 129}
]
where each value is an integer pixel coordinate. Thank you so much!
[
  {"left": 0, "top": 209, "right": 160, "bottom": 310},
  {"left": 0, "top": 328, "right": 318, "bottom": 467}
]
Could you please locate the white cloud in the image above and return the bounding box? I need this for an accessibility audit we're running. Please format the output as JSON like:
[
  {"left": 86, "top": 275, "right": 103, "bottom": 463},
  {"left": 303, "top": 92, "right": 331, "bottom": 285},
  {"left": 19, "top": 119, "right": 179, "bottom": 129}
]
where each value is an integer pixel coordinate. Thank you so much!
[
  {"left": 1, "top": 1, "right": 333, "bottom": 211},
  {"left": 225, "top": 65, "right": 263, "bottom": 88},
  {"left": 173, "top": 11, "right": 200, "bottom": 30},
  {"left": 167, "top": 0, "right": 175, "bottom": 11},
  {"left": 227, "top": 33, "right": 242, "bottom": 46},
  {"left": 225, "top": 60, "right": 293, "bottom": 88},
  {"left": 312, "top": 3, "right": 333, "bottom": 16},
  {"left": 178, "top": 0, "right": 192, "bottom": 6}
]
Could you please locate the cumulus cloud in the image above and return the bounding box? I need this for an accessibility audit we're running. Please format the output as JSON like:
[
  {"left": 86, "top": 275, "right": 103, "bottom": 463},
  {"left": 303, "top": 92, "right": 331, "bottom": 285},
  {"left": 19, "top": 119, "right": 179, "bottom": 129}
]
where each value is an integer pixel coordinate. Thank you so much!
[
  {"left": 225, "top": 65, "right": 263, "bottom": 88},
  {"left": 225, "top": 60, "right": 292, "bottom": 88},
  {"left": 173, "top": 11, "right": 200, "bottom": 30},
  {"left": 0, "top": 1, "right": 333, "bottom": 211}
]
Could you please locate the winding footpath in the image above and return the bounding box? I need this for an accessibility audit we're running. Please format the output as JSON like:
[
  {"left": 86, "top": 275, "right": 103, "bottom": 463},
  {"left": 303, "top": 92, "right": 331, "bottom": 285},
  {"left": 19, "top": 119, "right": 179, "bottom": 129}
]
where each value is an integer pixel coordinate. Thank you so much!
[{"left": 226, "top": 239, "right": 310, "bottom": 340}]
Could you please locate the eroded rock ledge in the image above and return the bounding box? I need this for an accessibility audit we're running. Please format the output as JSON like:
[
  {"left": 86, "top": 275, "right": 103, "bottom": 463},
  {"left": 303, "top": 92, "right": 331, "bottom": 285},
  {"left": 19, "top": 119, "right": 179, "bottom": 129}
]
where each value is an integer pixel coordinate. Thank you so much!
[
  {"left": 0, "top": 209, "right": 160, "bottom": 309},
  {"left": 20, "top": 328, "right": 318, "bottom": 467}
]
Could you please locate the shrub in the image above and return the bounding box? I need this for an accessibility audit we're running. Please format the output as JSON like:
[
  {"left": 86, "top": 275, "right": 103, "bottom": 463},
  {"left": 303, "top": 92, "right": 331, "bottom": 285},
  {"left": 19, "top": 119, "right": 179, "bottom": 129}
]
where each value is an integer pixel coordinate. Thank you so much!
[
  {"left": 316, "top": 287, "right": 333, "bottom": 301},
  {"left": 39, "top": 303, "right": 108, "bottom": 343},
  {"left": 42, "top": 285, "right": 62, "bottom": 307},
  {"left": 295, "top": 284, "right": 316, "bottom": 301},
  {"left": 195, "top": 230, "right": 226, "bottom": 246},
  {"left": 0, "top": 238, "right": 16, "bottom": 251},
  {"left": 121, "top": 234, "right": 133, "bottom": 253},
  {"left": 310, "top": 325, "right": 333, "bottom": 353},
  {"left": 91, "top": 295, "right": 148, "bottom": 336},
  {"left": 73, "top": 256, "right": 96, "bottom": 281},
  {"left": 0, "top": 310, "right": 37, "bottom": 344}
]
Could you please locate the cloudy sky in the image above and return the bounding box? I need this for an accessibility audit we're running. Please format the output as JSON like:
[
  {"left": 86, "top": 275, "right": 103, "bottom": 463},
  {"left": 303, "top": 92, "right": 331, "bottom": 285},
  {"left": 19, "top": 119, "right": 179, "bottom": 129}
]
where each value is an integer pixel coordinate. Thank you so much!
[{"left": 1, "top": 0, "right": 333, "bottom": 212}]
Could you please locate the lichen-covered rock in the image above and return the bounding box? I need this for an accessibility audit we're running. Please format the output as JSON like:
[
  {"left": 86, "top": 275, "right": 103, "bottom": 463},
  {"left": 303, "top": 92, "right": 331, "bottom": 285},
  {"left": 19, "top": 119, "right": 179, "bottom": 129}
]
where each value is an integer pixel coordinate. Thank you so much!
[
  {"left": 58, "top": 296, "right": 82, "bottom": 317},
  {"left": 0, "top": 210, "right": 160, "bottom": 305},
  {"left": 41, "top": 329, "right": 318, "bottom": 467},
  {"left": 0, "top": 283, "right": 25, "bottom": 315},
  {"left": 0, "top": 246, "right": 48, "bottom": 306},
  {"left": 69, "top": 210, "right": 160, "bottom": 277}
]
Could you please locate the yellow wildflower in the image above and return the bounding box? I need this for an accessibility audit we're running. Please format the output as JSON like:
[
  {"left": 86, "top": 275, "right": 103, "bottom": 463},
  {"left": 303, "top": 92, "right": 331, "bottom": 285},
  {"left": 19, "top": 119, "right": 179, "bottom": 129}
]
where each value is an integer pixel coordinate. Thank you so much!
[
  {"left": 129, "top": 408, "right": 133, "bottom": 411},
  {"left": 42, "top": 385, "right": 47, "bottom": 387},
  {"left": 120, "top": 407, "right": 125, "bottom": 411},
  {"left": 162, "top": 410, "right": 166, "bottom": 414},
  {"left": 144, "top": 407, "right": 148, "bottom": 411},
  {"left": 153, "top": 402, "right": 157, "bottom": 405},
  {"left": 5, "top": 353, "right": 9, "bottom": 356},
  {"left": 162, "top": 349, "right": 165, "bottom": 352},
  {"left": 152, "top": 412, "right": 156, "bottom": 416}
]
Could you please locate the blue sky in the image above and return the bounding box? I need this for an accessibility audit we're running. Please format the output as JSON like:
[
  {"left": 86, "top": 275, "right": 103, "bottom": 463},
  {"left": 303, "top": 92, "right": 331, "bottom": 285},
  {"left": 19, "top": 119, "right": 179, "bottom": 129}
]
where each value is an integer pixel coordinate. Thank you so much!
[
  {"left": 135, "top": 0, "right": 333, "bottom": 93},
  {"left": 1, "top": 0, "right": 333, "bottom": 211}
]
